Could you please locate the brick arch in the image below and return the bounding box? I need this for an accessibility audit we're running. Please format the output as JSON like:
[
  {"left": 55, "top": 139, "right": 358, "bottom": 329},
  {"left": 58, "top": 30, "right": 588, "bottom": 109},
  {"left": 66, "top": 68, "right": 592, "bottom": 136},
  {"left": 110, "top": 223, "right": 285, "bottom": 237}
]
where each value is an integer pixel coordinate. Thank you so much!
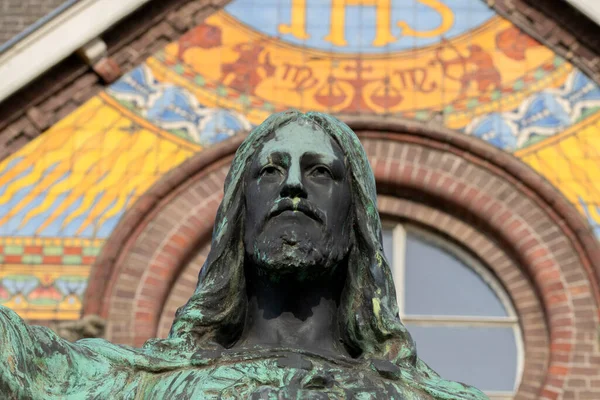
[
  {"left": 377, "top": 196, "right": 548, "bottom": 399},
  {"left": 344, "top": 114, "right": 600, "bottom": 298},
  {"left": 346, "top": 115, "right": 600, "bottom": 399},
  {"left": 85, "top": 116, "right": 600, "bottom": 399},
  {"left": 156, "top": 241, "right": 211, "bottom": 338}
]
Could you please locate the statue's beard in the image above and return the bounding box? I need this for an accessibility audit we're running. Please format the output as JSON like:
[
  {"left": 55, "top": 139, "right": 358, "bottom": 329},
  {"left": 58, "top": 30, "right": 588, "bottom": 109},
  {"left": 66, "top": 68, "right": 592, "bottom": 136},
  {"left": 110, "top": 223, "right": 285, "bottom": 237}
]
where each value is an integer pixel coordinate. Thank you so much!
[{"left": 247, "top": 218, "right": 350, "bottom": 280}]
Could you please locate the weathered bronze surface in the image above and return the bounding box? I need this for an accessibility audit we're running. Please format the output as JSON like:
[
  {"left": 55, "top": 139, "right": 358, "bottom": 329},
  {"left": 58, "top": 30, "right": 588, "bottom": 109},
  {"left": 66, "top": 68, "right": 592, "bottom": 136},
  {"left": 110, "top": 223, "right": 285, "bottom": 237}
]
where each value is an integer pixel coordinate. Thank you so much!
[{"left": 0, "top": 111, "right": 487, "bottom": 399}]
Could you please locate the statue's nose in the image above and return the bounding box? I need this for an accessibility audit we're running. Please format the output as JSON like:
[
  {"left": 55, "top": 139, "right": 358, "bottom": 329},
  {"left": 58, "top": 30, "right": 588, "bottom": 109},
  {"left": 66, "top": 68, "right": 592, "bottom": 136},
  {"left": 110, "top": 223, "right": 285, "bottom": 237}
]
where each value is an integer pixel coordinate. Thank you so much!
[{"left": 281, "top": 166, "right": 307, "bottom": 199}]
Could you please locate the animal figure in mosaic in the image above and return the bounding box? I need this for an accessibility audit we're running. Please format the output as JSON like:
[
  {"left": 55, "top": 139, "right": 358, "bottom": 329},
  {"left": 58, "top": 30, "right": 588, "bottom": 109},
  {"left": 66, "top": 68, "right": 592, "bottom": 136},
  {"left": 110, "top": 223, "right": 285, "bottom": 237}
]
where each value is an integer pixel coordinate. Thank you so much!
[
  {"left": 496, "top": 26, "right": 542, "bottom": 61},
  {"left": 434, "top": 40, "right": 502, "bottom": 99},
  {"left": 221, "top": 41, "right": 276, "bottom": 95},
  {"left": 177, "top": 23, "right": 223, "bottom": 61}
]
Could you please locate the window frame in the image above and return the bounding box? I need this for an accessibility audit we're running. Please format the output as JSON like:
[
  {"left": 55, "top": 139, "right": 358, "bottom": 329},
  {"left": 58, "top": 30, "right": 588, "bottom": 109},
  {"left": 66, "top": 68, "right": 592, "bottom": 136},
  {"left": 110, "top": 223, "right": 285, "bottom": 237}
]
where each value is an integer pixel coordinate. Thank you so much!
[{"left": 386, "top": 223, "right": 524, "bottom": 399}]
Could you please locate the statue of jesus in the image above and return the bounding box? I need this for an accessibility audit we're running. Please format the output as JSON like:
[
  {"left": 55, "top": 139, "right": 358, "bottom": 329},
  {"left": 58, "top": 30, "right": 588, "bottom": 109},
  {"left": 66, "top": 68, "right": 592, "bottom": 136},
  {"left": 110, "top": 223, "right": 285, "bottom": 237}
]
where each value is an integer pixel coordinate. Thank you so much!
[{"left": 0, "top": 111, "right": 487, "bottom": 399}]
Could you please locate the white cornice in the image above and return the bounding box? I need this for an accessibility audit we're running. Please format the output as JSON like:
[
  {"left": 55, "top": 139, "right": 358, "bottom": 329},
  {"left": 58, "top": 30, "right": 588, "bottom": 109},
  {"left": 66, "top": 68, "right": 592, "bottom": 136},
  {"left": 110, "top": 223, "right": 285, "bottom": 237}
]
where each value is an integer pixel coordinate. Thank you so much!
[
  {"left": 566, "top": 0, "right": 600, "bottom": 27},
  {"left": 0, "top": 0, "right": 150, "bottom": 103}
]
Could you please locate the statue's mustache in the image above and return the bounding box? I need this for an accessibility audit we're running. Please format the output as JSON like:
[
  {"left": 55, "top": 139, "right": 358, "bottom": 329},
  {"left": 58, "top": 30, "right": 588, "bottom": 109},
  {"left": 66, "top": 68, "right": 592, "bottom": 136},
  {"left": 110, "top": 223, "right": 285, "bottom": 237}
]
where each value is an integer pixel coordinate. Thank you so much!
[{"left": 268, "top": 198, "right": 325, "bottom": 224}]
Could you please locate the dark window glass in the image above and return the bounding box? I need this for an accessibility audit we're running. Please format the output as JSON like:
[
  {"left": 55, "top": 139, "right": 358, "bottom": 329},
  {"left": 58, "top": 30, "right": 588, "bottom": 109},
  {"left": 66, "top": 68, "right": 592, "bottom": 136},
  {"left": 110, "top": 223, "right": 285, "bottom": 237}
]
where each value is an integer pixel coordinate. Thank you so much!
[
  {"left": 381, "top": 225, "right": 520, "bottom": 395},
  {"left": 405, "top": 325, "right": 518, "bottom": 392},
  {"left": 404, "top": 232, "right": 507, "bottom": 317}
]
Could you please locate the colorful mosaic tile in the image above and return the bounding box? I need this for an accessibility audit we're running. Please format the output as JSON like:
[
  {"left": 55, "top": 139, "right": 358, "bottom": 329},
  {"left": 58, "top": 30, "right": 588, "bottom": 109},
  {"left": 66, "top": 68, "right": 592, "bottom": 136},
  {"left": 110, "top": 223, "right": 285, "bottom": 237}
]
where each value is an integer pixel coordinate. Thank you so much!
[
  {"left": 0, "top": 264, "right": 90, "bottom": 320},
  {"left": 0, "top": 238, "right": 102, "bottom": 265},
  {"left": 516, "top": 111, "right": 600, "bottom": 236}
]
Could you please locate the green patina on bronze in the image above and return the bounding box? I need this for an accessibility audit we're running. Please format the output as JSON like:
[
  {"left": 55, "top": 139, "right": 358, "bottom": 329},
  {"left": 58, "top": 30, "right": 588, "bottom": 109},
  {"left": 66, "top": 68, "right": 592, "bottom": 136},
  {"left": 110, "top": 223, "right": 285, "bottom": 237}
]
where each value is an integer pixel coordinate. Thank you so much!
[{"left": 0, "top": 111, "right": 488, "bottom": 399}]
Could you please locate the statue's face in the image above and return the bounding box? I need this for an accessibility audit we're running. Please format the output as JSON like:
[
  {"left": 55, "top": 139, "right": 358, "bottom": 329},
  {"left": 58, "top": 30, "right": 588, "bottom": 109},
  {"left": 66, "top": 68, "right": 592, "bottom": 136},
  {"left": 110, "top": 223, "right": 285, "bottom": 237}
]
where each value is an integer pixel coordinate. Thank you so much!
[{"left": 244, "top": 119, "right": 353, "bottom": 278}]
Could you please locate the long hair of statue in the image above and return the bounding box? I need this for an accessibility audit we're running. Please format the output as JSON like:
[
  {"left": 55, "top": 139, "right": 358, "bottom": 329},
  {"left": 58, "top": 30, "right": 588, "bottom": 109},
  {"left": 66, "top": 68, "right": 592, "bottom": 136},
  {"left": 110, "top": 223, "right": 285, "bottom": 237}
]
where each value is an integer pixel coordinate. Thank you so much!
[
  {"left": 138, "top": 111, "right": 489, "bottom": 399},
  {"left": 160, "top": 110, "right": 418, "bottom": 367}
]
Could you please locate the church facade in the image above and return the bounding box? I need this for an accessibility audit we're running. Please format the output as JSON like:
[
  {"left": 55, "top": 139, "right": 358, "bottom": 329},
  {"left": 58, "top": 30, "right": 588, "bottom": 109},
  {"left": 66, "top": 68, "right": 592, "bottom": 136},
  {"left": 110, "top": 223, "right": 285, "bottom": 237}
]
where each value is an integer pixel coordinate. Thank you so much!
[{"left": 0, "top": 0, "right": 599, "bottom": 398}]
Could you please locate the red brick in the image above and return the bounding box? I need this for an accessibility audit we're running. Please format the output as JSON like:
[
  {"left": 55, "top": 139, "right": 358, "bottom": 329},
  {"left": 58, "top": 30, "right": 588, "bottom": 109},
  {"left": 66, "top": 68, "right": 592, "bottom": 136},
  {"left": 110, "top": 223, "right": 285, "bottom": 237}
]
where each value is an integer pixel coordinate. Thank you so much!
[
  {"left": 373, "top": 159, "right": 387, "bottom": 181},
  {"left": 427, "top": 170, "right": 441, "bottom": 188},
  {"left": 519, "top": 237, "right": 540, "bottom": 252},
  {"left": 170, "top": 233, "right": 190, "bottom": 249},
  {"left": 149, "top": 263, "right": 170, "bottom": 279},
  {"left": 571, "top": 367, "right": 600, "bottom": 375},
  {"left": 140, "top": 285, "right": 159, "bottom": 298},
  {"left": 414, "top": 166, "right": 427, "bottom": 184},
  {"left": 505, "top": 218, "right": 524, "bottom": 233},
  {"left": 134, "top": 311, "right": 154, "bottom": 322},
  {"left": 115, "top": 289, "right": 135, "bottom": 300},
  {"left": 495, "top": 209, "right": 512, "bottom": 224},
  {"left": 451, "top": 181, "right": 467, "bottom": 198},
  {"left": 398, "top": 164, "right": 414, "bottom": 184},
  {"left": 152, "top": 252, "right": 174, "bottom": 268},
  {"left": 437, "top": 175, "right": 453, "bottom": 192},
  {"left": 533, "top": 258, "right": 555, "bottom": 271},
  {"left": 25, "top": 107, "right": 51, "bottom": 131},
  {"left": 549, "top": 365, "right": 570, "bottom": 376},
  {"left": 540, "top": 388, "right": 560, "bottom": 400},
  {"left": 551, "top": 352, "right": 571, "bottom": 363},
  {"left": 550, "top": 342, "right": 573, "bottom": 353},
  {"left": 552, "top": 329, "right": 574, "bottom": 340},
  {"left": 143, "top": 275, "right": 164, "bottom": 288},
  {"left": 472, "top": 194, "right": 491, "bottom": 211},
  {"left": 543, "top": 281, "right": 565, "bottom": 293},
  {"left": 92, "top": 57, "right": 122, "bottom": 84},
  {"left": 529, "top": 247, "right": 550, "bottom": 260}
]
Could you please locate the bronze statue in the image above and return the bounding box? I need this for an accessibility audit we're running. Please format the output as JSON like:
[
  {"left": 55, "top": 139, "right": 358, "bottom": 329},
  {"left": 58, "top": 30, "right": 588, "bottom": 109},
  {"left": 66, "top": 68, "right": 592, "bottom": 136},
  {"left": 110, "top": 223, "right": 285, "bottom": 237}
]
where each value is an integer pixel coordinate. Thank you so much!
[{"left": 0, "top": 111, "right": 487, "bottom": 399}]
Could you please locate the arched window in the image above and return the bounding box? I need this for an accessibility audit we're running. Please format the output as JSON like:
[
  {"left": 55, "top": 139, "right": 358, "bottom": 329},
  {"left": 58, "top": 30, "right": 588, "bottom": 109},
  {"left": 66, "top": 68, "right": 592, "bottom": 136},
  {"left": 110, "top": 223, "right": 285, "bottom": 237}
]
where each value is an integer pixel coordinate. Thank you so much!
[{"left": 383, "top": 224, "right": 523, "bottom": 400}]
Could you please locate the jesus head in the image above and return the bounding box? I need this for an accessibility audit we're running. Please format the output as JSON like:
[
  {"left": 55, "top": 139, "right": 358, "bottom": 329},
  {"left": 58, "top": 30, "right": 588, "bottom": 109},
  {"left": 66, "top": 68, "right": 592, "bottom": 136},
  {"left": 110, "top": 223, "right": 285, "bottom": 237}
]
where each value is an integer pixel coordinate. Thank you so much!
[
  {"left": 157, "top": 110, "right": 485, "bottom": 399},
  {"left": 243, "top": 116, "right": 353, "bottom": 280}
]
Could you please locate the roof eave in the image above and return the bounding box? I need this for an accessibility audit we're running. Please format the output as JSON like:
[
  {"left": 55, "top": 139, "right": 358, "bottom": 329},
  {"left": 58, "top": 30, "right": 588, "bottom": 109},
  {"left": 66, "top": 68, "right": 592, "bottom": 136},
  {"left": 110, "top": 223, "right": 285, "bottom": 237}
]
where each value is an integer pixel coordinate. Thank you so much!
[
  {"left": 0, "top": 0, "right": 150, "bottom": 103},
  {"left": 565, "top": 0, "right": 600, "bottom": 27}
]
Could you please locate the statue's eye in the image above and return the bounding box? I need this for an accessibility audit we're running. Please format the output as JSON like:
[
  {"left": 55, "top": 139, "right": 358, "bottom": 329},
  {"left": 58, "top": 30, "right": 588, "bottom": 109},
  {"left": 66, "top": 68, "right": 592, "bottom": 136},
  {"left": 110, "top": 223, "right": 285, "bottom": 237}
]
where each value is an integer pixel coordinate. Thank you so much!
[
  {"left": 311, "top": 166, "right": 333, "bottom": 178},
  {"left": 260, "top": 165, "right": 280, "bottom": 177}
]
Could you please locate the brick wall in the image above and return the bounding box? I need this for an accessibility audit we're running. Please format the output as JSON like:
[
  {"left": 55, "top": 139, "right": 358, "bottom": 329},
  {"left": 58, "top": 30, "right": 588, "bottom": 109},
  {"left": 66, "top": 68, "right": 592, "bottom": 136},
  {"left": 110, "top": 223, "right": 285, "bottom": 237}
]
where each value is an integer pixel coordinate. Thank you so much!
[
  {"left": 0, "top": 0, "right": 68, "bottom": 45},
  {"left": 360, "top": 132, "right": 600, "bottom": 400}
]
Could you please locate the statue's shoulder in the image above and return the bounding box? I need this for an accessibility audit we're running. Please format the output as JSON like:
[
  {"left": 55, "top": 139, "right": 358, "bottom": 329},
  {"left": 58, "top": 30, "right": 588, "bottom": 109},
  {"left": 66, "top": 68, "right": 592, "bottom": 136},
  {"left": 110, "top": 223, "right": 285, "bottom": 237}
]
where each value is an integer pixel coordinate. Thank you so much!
[
  {"left": 125, "top": 346, "right": 487, "bottom": 399},
  {"left": 136, "top": 348, "right": 436, "bottom": 399},
  {"left": 0, "top": 306, "right": 148, "bottom": 398},
  {"left": 0, "top": 304, "right": 47, "bottom": 348},
  {"left": 0, "top": 309, "right": 486, "bottom": 400},
  {"left": 0, "top": 304, "right": 25, "bottom": 326}
]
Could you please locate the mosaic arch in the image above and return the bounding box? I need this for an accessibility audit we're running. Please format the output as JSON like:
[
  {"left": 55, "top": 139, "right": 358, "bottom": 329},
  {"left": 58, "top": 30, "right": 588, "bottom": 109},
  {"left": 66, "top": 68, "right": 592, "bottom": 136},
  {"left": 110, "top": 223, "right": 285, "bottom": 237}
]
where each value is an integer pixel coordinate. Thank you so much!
[{"left": 1, "top": 0, "right": 600, "bottom": 321}]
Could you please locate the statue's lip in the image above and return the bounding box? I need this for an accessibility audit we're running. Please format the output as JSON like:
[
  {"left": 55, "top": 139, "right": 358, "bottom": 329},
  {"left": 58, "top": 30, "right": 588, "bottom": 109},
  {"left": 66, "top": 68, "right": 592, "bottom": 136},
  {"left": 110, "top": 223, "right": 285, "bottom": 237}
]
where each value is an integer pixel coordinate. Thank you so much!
[
  {"left": 269, "top": 202, "right": 323, "bottom": 223},
  {"left": 270, "top": 208, "right": 318, "bottom": 222}
]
